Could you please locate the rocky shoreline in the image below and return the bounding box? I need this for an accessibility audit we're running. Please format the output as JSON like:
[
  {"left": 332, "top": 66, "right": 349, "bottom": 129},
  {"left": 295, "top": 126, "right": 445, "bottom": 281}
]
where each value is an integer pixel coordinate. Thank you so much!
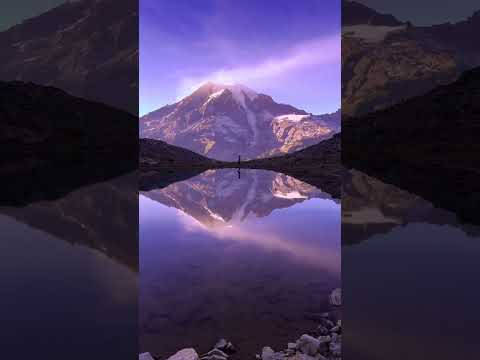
[{"left": 140, "top": 288, "right": 342, "bottom": 360}]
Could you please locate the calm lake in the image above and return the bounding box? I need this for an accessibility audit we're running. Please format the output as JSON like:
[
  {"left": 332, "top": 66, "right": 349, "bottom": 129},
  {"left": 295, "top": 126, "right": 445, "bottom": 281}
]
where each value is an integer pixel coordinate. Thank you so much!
[
  {"left": 140, "top": 169, "right": 341, "bottom": 359},
  {"left": 342, "top": 170, "right": 480, "bottom": 360},
  {"left": 0, "top": 174, "right": 137, "bottom": 359}
]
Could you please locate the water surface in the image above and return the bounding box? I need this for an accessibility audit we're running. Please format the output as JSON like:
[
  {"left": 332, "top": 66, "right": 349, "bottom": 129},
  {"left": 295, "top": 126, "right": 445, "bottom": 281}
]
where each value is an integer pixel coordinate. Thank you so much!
[
  {"left": 0, "top": 174, "right": 137, "bottom": 359},
  {"left": 140, "top": 169, "right": 341, "bottom": 359},
  {"left": 343, "top": 170, "right": 480, "bottom": 360}
]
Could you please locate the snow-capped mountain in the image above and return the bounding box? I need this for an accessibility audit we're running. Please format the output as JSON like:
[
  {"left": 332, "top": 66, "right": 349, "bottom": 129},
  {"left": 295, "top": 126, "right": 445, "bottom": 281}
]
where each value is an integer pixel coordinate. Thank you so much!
[
  {"left": 143, "top": 169, "right": 331, "bottom": 228},
  {"left": 140, "top": 82, "right": 340, "bottom": 161}
]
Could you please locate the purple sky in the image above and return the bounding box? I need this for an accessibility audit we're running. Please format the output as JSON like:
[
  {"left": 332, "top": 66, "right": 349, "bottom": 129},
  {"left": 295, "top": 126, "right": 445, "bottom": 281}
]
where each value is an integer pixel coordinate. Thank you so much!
[{"left": 140, "top": 0, "right": 340, "bottom": 116}]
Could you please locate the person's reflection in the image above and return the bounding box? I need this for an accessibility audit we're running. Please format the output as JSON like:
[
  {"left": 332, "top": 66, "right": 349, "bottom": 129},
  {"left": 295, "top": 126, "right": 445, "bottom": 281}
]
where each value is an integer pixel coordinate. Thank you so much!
[{"left": 237, "top": 168, "right": 241, "bottom": 179}]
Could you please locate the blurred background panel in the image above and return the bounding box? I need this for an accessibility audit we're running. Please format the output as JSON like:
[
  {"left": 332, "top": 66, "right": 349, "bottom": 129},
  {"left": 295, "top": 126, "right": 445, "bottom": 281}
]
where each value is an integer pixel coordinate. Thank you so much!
[
  {"left": 342, "top": 1, "right": 480, "bottom": 359},
  {"left": 0, "top": 1, "right": 138, "bottom": 359}
]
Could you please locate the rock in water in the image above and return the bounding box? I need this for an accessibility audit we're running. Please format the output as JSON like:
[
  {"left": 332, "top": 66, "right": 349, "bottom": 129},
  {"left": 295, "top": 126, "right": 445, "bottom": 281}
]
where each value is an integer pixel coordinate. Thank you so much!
[
  {"left": 286, "top": 354, "right": 317, "bottom": 360},
  {"left": 200, "top": 348, "right": 229, "bottom": 360},
  {"left": 262, "top": 346, "right": 275, "bottom": 360},
  {"left": 297, "top": 334, "right": 320, "bottom": 356},
  {"left": 330, "top": 340, "right": 341, "bottom": 357},
  {"left": 214, "top": 339, "right": 228, "bottom": 349},
  {"left": 329, "top": 288, "right": 342, "bottom": 306},
  {"left": 139, "top": 353, "right": 155, "bottom": 360},
  {"left": 167, "top": 348, "right": 199, "bottom": 360},
  {"left": 213, "top": 338, "right": 235, "bottom": 354}
]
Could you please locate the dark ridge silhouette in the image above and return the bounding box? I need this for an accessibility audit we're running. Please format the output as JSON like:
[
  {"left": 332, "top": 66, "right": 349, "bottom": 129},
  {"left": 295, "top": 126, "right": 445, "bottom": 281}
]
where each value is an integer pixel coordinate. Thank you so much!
[
  {"left": 139, "top": 135, "right": 341, "bottom": 199},
  {"left": 1, "top": 81, "right": 137, "bottom": 205},
  {"left": 238, "top": 134, "right": 341, "bottom": 198},
  {"left": 342, "top": 1, "right": 404, "bottom": 26},
  {"left": 343, "top": 66, "right": 480, "bottom": 224}
]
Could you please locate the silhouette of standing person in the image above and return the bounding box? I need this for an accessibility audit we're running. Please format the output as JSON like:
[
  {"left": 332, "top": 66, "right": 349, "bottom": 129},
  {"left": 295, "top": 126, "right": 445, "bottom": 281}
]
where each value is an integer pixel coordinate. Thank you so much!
[{"left": 237, "top": 155, "right": 241, "bottom": 179}]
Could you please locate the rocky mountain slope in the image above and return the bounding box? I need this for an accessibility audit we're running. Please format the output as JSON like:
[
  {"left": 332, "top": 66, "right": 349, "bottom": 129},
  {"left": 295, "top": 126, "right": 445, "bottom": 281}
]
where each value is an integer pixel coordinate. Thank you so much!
[
  {"left": 342, "top": 1, "right": 480, "bottom": 116},
  {"left": 343, "top": 66, "right": 480, "bottom": 223},
  {"left": 140, "top": 138, "right": 222, "bottom": 189},
  {"left": 242, "top": 134, "right": 341, "bottom": 198},
  {"left": 0, "top": 0, "right": 138, "bottom": 114},
  {"left": 140, "top": 82, "right": 340, "bottom": 161}
]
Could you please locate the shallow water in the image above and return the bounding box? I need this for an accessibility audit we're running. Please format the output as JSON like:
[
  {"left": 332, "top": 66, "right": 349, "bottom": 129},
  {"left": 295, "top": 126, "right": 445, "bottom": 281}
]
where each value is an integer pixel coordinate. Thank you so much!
[{"left": 139, "top": 169, "right": 341, "bottom": 359}]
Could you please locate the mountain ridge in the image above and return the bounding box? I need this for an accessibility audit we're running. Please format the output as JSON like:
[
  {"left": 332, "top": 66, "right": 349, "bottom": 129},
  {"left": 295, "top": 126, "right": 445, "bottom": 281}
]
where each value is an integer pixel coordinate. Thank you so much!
[
  {"left": 140, "top": 134, "right": 341, "bottom": 199},
  {"left": 1, "top": 81, "right": 137, "bottom": 205},
  {"left": 140, "top": 83, "right": 340, "bottom": 161}
]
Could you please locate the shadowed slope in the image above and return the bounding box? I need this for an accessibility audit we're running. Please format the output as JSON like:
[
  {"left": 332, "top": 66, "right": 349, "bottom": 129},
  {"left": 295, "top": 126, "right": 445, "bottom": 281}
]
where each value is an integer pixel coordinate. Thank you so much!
[
  {"left": 139, "top": 135, "right": 341, "bottom": 199},
  {"left": 343, "top": 67, "right": 480, "bottom": 223},
  {"left": 1, "top": 81, "right": 137, "bottom": 205}
]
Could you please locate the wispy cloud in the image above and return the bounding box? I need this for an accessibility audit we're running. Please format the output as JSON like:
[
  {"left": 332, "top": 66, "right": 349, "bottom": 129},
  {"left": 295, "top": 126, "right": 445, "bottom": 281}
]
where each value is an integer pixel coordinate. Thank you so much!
[{"left": 177, "top": 34, "right": 340, "bottom": 98}]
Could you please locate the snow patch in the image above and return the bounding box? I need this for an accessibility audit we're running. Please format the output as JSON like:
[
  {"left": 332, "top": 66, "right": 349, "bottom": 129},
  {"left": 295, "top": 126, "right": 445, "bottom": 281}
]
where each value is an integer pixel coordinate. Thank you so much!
[
  {"left": 209, "top": 84, "right": 259, "bottom": 146},
  {"left": 208, "top": 83, "right": 258, "bottom": 110},
  {"left": 342, "top": 25, "right": 406, "bottom": 43},
  {"left": 209, "top": 89, "right": 227, "bottom": 100},
  {"left": 274, "top": 191, "right": 308, "bottom": 200},
  {"left": 204, "top": 206, "right": 226, "bottom": 222},
  {"left": 274, "top": 114, "right": 311, "bottom": 123}
]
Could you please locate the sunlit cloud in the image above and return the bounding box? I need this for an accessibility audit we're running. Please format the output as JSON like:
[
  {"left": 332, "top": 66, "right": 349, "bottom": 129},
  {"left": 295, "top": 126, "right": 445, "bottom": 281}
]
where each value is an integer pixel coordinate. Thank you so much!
[{"left": 177, "top": 34, "right": 340, "bottom": 99}]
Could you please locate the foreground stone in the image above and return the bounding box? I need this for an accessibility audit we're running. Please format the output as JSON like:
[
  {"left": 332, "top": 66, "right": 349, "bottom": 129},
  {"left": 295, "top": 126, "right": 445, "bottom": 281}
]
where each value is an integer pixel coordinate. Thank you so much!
[
  {"left": 329, "top": 288, "right": 341, "bottom": 306},
  {"left": 200, "top": 348, "right": 229, "bottom": 360},
  {"left": 139, "top": 353, "right": 155, "bottom": 360},
  {"left": 213, "top": 338, "right": 235, "bottom": 354},
  {"left": 143, "top": 291, "right": 343, "bottom": 360},
  {"left": 166, "top": 348, "right": 199, "bottom": 360},
  {"left": 297, "top": 335, "right": 320, "bottom": 356},
  {"left": 256, "top": 307, "right": 342, "bottom": 360}
]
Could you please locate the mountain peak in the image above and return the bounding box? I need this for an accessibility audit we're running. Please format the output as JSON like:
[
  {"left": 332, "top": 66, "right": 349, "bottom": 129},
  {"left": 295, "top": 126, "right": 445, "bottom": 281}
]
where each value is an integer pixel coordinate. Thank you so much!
[
  {"left": 140, "top": 83, "right": 340, "bottom": 161},
  {"left": 196, "top": 82, "right": 258, "bottom": 100}
]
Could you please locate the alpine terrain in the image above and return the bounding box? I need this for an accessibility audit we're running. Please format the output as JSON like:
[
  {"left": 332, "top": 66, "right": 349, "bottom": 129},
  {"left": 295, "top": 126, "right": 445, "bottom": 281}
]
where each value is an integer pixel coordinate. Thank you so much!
[
  {"left": 140, "top": 83, "right": 340, "bottom": 161},
  {"left": 342, "top": 0, "right": 480, "bottom": 116}
]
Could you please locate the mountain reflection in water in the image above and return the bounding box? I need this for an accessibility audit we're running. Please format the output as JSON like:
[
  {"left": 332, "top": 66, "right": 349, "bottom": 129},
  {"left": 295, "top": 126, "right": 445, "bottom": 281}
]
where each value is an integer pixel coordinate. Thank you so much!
[
  {"left": 342, "top": 170, "right": 480, "bottom": 360},
  {"left": 0, "top": 173, "right": 137, "bottom": 360},
  {"left": 140, "top": 169, "right": 341, "bottom": 359}
]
